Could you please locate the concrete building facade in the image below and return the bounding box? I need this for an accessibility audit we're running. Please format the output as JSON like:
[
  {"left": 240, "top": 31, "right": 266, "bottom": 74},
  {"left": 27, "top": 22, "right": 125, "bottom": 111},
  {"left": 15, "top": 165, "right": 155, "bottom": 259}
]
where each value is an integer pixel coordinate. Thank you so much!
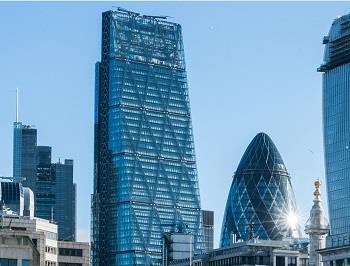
[
  {"left": 0, "top": 213, "right": 89, "bottom": 266},
  {"left": 169, "top": 239, "right": 309, "bottom": 266}
]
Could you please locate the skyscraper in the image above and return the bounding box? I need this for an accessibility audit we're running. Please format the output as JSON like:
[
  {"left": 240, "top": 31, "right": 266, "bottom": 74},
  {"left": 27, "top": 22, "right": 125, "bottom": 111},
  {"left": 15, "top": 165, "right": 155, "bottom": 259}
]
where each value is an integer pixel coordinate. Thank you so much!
[
  {"left": 13, "top": 122, "right": 37, "bottom": 189},
  {"left": 13, "top": 98, "right": 76, "bottom": 241},
  {"left": 52, "top": 159, "right": 76, "bottom": 240},
  {"left": 35, "top": 146, "right": 54, "bottom": 220},
  {"left": 319, "top": 14, "right": 350, "bottom": 248},
  {"left": 220, "top": 133, "right": 300, "bottom": 247},
  {"left": 36, "top": 146, "right": 76, "bottom": 240},
  {"left": 92, "top": 9, "right": 203, "bottom": 266}
]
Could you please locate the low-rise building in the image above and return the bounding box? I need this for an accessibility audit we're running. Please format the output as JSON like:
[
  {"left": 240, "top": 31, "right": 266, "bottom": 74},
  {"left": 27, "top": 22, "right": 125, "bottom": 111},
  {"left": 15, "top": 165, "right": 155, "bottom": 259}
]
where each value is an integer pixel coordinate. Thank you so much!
[
  {"left": 0, "top": 212, "right": 89, "bottom": 266},
  {"left": 318, "top": 246, "right": 350, "bottom": 266},
  {"left": 58, "top": 241, "right": 90, "bottom": 266},
  {"left": 169, "top": 239, "right": 309, "bottom": 266},
  {"left": 0, "top": 233, "right": 40, "bottom": 266}
]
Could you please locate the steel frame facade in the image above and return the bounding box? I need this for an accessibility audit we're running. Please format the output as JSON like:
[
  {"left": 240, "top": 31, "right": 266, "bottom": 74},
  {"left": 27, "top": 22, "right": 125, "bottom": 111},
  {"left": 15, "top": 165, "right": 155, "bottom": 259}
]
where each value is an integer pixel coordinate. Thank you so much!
[
  {"left": 220, "top": 133, "right": 300, "bottom": 247},
  {"left": 92, "top": 10, "right": 204, "bottom": 266}
]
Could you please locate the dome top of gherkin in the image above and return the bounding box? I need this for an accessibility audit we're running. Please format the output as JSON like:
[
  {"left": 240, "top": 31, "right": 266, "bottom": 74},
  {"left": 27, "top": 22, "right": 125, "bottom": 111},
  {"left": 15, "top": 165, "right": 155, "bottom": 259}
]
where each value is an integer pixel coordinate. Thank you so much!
[{"left": 236, "top": 132, "right": 287, "bottom": 174}]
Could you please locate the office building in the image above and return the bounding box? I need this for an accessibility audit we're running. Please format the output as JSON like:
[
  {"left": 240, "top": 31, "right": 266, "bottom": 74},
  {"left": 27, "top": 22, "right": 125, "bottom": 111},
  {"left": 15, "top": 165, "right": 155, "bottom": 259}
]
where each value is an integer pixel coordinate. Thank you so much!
[
  {"left": 220, "top": 133, "right": 300, "bottom": 247},
  {"left": 35, "top": 146, "right": 54, "bottom": 220},
  {"left": 315, "top": 13, "right": 350, "bottom": 266},
  {"left": 52, "top": 159, "right": 76, "bottom": 241},
  {"left": 319, "top": 13, "right": 350, "bottom": 249},
  {"left": 13, "top": 109, "right": 76, "bottom": 241},
  {"left": 0, "top": 208, "right": 89, "bottom": 266},
  {"left": 36, "top": 146, "right": 76, "bottom": 241},
  {"left": 13, "top": 122, "right": 37, "bottom": 190},
  {"left": 163, "top": 232, "right": 193, "bottom": 263},
  {"left": 202, "top": 210, "right": 214, "bottom": 252},
  {"left": 91, "top": 8, "right": 204, "bottom": 265},
  {"left": 0, "top": 178, "right": 34, "bottom": 217},
  {"left": 169, "top": 239, "right": 309, "bottom": 266}
]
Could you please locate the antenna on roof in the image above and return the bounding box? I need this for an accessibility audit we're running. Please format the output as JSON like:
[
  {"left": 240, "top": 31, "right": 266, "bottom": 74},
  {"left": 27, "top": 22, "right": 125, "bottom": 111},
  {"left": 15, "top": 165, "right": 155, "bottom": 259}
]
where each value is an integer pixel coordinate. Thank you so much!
[{"left": 16, "top": 88, "right": 19, "bottom": 123}]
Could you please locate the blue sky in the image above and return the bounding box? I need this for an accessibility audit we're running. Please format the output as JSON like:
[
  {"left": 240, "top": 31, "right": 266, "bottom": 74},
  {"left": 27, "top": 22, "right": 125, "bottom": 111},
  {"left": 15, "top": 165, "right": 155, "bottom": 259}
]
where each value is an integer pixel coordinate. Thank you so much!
[{"left": 0, "top": 1, "right": 348, "bottom": 246}]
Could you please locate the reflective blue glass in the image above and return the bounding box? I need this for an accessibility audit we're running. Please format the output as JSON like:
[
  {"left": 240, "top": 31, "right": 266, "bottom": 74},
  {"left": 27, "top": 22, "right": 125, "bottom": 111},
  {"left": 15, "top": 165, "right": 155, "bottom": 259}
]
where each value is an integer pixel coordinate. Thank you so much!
[
  {"left": 13, "top": 123, "right": 37, "bottom": 189},
  {"left": 220, "top": 133, "right": 300, "bottom": 247},
  {"left": 91, "top": 10, "right": 204, "bottom": 265},
  {"left": 319, "top": 13, "right": 350, "bottom": 247},
  {"left": 0, "top": 181, "right": 23, "bottom": 215}
]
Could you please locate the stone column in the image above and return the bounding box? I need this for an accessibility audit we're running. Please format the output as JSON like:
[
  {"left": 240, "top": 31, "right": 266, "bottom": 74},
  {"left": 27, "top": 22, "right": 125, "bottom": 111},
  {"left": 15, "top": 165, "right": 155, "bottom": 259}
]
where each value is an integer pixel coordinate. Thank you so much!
[{"left": 305, "top": 180, "right": 330, "bottom": 266}]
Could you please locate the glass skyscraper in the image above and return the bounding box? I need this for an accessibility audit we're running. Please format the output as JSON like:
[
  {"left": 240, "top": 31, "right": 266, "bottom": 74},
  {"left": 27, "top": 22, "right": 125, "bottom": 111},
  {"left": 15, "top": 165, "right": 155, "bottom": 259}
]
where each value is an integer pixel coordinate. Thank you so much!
[
  {"left": 13, "top": 122, "right": 37, "bottom": 190},
  {"left": 91, "top": 9, "right": 203, "bottom": 266},
  {"left": 319, "top": 13, "right": 350, "bottom": 248},
  {"left": 36, "top": 146, "right": 76, "bottom": 241},
  {"left": 220, "top": 133, "right": 300, "bottom": 247},
  {"left": 13, "top": 124, "right": 76, "bottom": 241}
]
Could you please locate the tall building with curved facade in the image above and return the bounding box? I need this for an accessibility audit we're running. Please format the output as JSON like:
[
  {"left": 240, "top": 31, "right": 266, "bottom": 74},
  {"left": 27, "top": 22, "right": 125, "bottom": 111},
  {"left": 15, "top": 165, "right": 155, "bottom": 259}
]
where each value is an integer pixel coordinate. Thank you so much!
[
  {"left": 220, "top": 133, "right": 300, "bottom": 247},
  {"left": 319, "top": 14, "right": 350, "bottom": 248},
  {"left": 91, "top": 9, "right": 203, "bottom": 266}
]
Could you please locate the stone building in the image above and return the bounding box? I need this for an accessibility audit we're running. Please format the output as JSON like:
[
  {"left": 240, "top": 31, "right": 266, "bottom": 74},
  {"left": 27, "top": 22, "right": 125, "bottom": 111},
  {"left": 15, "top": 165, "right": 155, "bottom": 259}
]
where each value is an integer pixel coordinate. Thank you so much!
[
  {"left": 0, "top": 211, "right": 89, "bottom": 266},
  {"left": 169, "top": 239, "right": 309, "bottom": 266}
]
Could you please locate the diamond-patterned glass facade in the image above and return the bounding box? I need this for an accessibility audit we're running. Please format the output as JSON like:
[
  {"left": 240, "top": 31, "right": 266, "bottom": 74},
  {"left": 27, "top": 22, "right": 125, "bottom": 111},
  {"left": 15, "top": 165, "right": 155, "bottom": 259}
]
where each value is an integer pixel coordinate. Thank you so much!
[
  {"left": 91, "top": 10, "right": 203, "bottom": 266},
  {"left": 319, "top": 13, "right": 350, "bottom": 247},
  {"left": 220, "top": 133, "right": 300, "bottom": 247}
]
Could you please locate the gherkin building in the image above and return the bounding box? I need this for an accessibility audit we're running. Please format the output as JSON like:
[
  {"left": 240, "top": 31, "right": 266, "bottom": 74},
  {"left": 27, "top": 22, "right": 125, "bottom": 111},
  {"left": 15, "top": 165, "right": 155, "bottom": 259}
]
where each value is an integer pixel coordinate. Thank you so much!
[{"left": 220, "top": 133, "right": 300, "bottom": 247}]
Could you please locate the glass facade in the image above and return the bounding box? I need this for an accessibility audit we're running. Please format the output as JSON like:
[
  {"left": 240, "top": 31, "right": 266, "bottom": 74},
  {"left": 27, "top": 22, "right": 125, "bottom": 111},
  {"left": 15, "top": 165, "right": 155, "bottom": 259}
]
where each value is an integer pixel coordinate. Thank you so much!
[
  {"left": 13, "top": 124, "right": 76, "bottom": 241},
  {"left": 0, "top": 181, "right": 23, "bottom": 215},
  {"left": 220, "top": 133, "right": 300, "bottom": 247},
  {"left": 202, "top": 210, "right": 214, "bottom": 252},
  {"left": 36, "top": 146, "right": 55, "bottom": 220},
  {"left": 319, "top": 13, "right": 350, "bottom": 247},
  {"left": 91, "top": 9, "right": 203, "bottom": 266},
  {"left": 36, "top": 146, "right": 76, "bottom": 241},
  {"left": 53, "top": 159, "right": 76, "bottom": 241},
  {"left": 13, "top": 122, "right": 37, "bottom": 189},
  {"left": 0, "top": 259, "right": 17, "bottom": 266}
]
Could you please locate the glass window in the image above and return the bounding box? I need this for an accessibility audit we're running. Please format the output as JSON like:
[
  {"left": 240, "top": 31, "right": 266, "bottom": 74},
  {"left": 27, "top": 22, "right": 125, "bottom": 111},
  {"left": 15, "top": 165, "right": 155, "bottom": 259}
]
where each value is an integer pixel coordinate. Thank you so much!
[
  {"left": 276, "top": 256, "right": 285, "bottom": 266},
  {"left": 288, "top": 257, "right": 297, "bottom": 266},
  {"left": 0, "top": 259, "right": 17, "bottom": 266},
  {"left": 22, "top": 260, "right": 30, "bottom": 266}
]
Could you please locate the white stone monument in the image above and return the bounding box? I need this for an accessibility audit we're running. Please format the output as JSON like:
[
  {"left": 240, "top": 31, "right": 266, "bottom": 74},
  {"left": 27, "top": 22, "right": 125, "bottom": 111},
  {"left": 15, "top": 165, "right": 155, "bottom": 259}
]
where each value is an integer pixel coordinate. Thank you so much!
[{"left": 305, "top": 180, "right": 329, "bottom": 266}]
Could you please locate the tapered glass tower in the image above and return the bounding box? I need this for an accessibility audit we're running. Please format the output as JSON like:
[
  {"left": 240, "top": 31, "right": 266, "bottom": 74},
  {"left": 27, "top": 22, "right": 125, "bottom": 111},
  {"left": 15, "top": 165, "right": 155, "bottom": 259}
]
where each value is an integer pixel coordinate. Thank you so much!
[
  {"left": 319, "top": 13, "right": 350, "bottom": 248},
  {"left": 220, "top": 133, "right": 300, "bottom": 247},
  {"left": 91, "top": 9, "right": 203, "bottom": 266}
]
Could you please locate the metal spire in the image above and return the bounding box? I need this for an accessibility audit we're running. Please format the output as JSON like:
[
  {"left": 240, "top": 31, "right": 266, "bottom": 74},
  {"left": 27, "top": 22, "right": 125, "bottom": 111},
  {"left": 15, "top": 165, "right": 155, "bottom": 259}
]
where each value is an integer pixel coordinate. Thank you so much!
[{"left": 16, "top": 88, "right": 19, "bottom": 123}]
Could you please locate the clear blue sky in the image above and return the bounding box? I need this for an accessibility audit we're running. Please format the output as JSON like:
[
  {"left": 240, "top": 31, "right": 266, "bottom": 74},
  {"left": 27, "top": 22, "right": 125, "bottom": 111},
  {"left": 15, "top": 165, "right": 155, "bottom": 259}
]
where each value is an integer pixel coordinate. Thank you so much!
[{"left": 0, "top": 1, "right": 348, "bottom": 246}]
